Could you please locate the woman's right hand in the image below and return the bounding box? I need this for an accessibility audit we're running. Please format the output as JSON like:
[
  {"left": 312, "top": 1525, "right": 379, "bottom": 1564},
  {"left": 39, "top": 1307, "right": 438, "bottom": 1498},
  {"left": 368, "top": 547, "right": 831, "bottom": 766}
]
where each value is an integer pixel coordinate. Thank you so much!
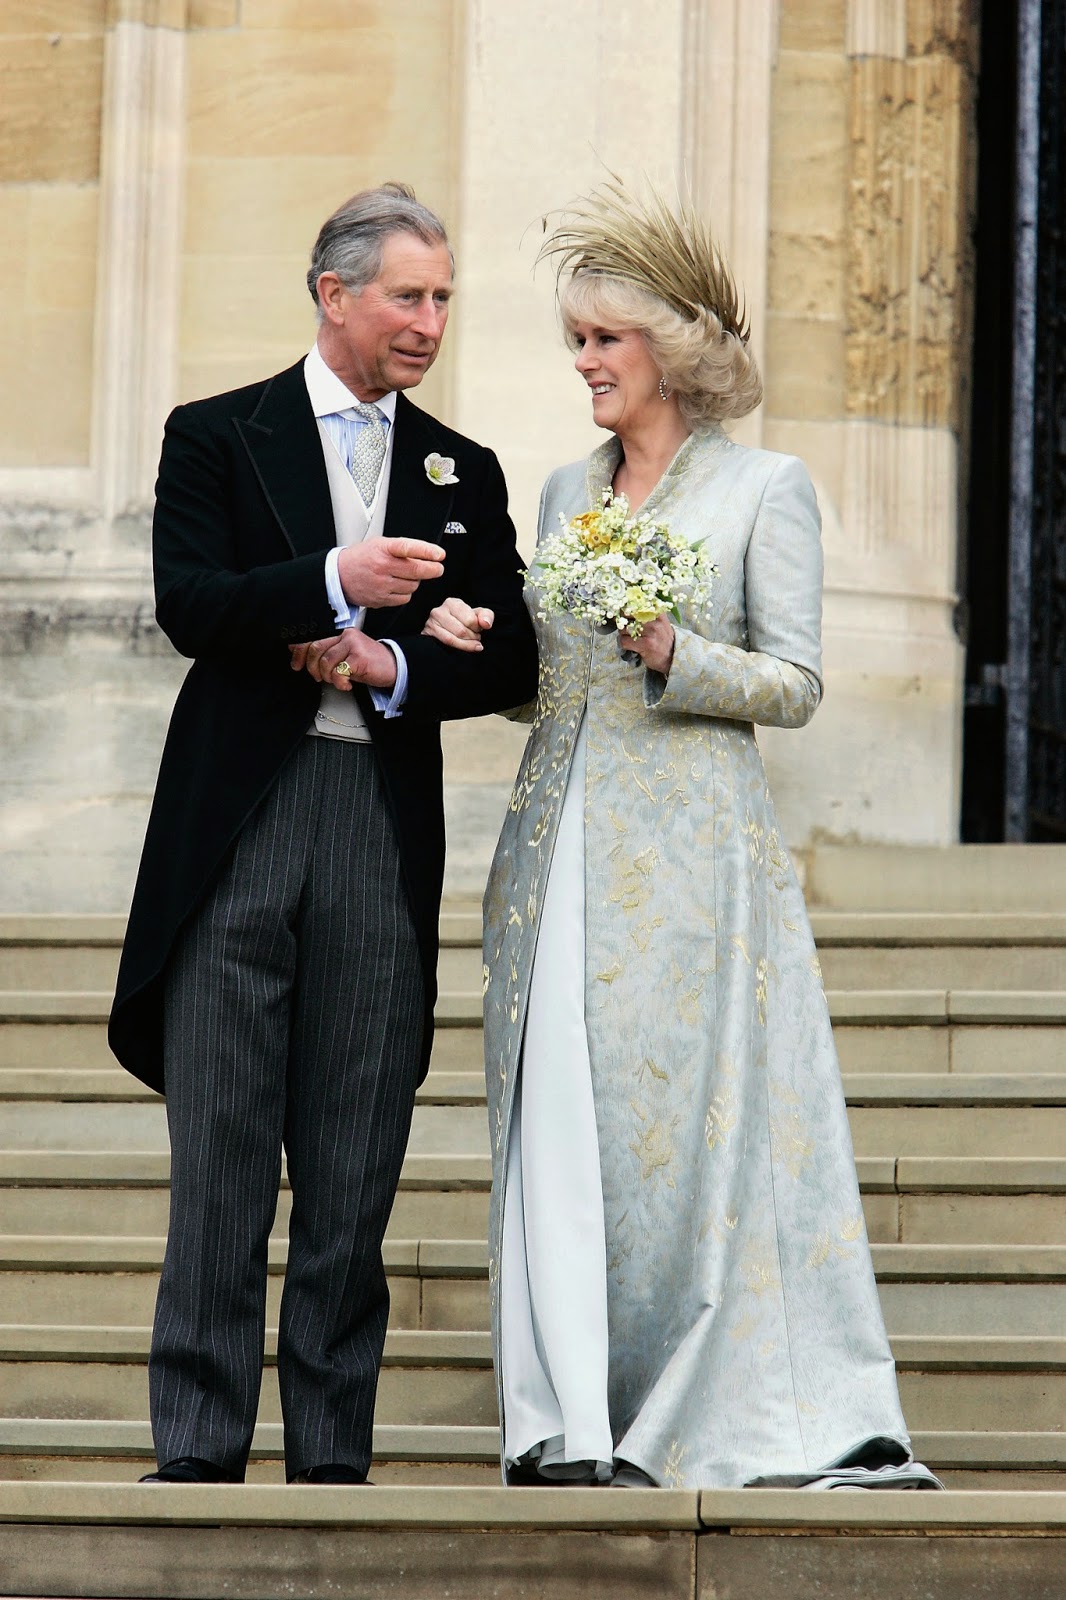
[{"left": 422, "top": 596, "right": 494, "bottom": 653}]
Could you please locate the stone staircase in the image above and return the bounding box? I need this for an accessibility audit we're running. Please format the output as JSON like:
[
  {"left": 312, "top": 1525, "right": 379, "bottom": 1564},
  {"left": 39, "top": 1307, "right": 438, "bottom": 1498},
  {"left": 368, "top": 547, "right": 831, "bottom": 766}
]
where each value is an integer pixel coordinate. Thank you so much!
[{"left": 1, "top": 846, "right": 1066, "bottom": 1597}]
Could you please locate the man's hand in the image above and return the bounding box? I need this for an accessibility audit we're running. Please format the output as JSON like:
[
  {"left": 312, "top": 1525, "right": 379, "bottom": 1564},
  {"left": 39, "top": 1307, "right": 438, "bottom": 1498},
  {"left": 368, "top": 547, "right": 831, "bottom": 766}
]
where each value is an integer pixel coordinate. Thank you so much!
[
  {"left": 290, "top": 629, "right": 397, "bottom": 690},
  {"left": 422, "top": 596, "right": 495, "bottom": 653},
  {"left": 338, "top": 537, "right": 445, "bottom": 609}
]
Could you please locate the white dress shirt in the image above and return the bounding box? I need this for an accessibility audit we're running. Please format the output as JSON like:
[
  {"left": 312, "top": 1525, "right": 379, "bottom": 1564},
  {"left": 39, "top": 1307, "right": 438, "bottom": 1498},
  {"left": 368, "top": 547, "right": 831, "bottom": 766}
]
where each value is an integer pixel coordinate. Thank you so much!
[{"left": 303, "top": 345, "right": 408, "bottom": 721}]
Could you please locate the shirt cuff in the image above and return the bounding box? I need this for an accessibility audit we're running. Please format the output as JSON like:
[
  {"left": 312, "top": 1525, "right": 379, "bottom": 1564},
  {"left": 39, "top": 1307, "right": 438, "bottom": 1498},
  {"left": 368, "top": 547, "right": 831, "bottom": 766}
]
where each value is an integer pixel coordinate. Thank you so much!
[
  {"left": 369, "top": 640, "right": 408, "bottom": 718},
  {"left": 324, "top": 547, "right": 366, "bottom": 631}
]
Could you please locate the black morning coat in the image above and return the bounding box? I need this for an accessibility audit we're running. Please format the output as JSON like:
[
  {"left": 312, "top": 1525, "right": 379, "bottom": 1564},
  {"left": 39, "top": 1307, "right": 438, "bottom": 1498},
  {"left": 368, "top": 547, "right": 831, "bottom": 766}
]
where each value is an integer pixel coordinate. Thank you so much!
[{"left": 108, "top": 358, "right": 539, "bottom": 1096}]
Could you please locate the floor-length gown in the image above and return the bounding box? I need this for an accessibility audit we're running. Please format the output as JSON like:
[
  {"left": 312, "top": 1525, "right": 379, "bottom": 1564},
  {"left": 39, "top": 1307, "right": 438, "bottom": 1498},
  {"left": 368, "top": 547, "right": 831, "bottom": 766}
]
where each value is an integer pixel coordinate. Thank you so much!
[{"left": 483, "top": 429, "right": 940, "bottom": 1489}]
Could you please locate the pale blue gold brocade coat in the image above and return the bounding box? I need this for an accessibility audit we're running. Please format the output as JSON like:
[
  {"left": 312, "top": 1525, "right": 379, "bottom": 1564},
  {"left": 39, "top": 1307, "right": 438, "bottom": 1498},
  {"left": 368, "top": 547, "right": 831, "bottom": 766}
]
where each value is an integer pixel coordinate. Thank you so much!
[{"left": 482, "top": 427, "right": 912, "bottom": 1489}]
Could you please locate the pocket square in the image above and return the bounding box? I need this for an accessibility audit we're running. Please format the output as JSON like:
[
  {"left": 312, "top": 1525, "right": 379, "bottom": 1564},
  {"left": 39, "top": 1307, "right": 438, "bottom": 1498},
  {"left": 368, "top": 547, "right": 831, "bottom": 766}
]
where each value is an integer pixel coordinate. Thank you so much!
[{"left": 442, "top": 521, "right": 467, "bottom": 537}]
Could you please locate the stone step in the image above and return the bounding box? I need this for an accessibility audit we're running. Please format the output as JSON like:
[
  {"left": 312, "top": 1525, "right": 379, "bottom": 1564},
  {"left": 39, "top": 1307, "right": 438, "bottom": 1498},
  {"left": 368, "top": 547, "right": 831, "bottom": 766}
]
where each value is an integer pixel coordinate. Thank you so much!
[
  {"left": 802, "top": 844, "right": 1066, "bottom": 911},
  {"left": 0, "top": 1094, "right": 489, "bottom": 1155},
  {"left": 0, "top": 1327, "right": 498, "bottom": 1429},
  {"left": 0, "top": 912, "right": 482, "bottom": 944},
  {"left": 4, "top": 1153, "right": 1066, "bottom": 1246},
  {"left": 2, "top": 910, "right": 1064, "bottom": 1085},
  {"left": 0, "top": 940, "right": 485, "bottom": 998},
  {"left": 3, "top": 1237, "right": 1066, "bottom": 1336},
  {"left": 0, "top": 1022, "right": 489, "bottom": 1077},
  {"left": 0, "top": 1150, "right": 494, "bottom": 1241},
  {"left": 8, "top": 986, "right": 1066, "bottom": 1027},
  {"left": 6, "top": 1067, "right": 1066, "bottom": 1107},
  {"left": 819, "top": 947, "right": 1066, "bottom": 989},
  {"left": 9, "top": 909, "right": 1066, "bottom": 943},
  {"left": 2, "top": 1481, "right": 1066, "bottom": 1600},
  {"left": 7, "top": 933, "right": 1066, "bottom": 994},
  {"left": 0, "top": 1416, "right": 502, "bottom": 1486},
  {"left": 812, "top": 910, "right": 1066, "bottom": 991},
  {"left": 3, "top": 1016, "right": 1062, "bottom": 1079},
  {"left": 0, "top": 1418, "right": 1062, "bottom": 1491},
  {"left": 0, "top": 1327, "right": 1062, "bottom": 1435},
  {"left": 6, "top": 994, "right": 1066, "bottom": 1091},
  {"left": 6, "top": 1080, "right": 1066, "bottom": 1158},
  {"left": 0, "top": 1065, "right": 492, "bottom": 1106}
]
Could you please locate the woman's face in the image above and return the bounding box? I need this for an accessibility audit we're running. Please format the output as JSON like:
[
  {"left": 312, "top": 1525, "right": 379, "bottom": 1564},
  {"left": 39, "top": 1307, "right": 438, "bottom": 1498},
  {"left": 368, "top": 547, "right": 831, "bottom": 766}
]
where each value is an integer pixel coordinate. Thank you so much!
[{"left": 571, "top": 320, "right": 661, "bottom": 437}]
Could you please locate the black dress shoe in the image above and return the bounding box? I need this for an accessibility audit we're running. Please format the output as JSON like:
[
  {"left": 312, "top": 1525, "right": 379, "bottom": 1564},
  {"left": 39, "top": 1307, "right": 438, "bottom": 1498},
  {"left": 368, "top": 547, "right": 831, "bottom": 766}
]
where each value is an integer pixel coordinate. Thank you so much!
[
  {"left": 505, "top": 1462, "right": 554, "bottom": 1486},
  {"left": 289, "top": 1463, "right": 372, "bottom": 1485},
  {"left": 139, "top": 1456, "right": 240, "bottom": 1484}
]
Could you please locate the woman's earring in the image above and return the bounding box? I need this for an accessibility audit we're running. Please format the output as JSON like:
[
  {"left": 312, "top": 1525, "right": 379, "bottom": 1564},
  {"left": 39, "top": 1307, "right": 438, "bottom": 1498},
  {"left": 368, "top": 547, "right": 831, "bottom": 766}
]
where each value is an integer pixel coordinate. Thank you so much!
[{"left": 658, "top": 376, "right": 670, "bottom": 401}]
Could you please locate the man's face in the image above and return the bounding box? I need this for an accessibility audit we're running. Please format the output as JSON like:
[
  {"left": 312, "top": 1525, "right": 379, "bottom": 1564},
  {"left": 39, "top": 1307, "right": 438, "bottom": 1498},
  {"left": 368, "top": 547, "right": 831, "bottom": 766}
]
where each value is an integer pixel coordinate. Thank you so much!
[{"left": 318, "top": 233, "right": 453, "bottom": 401}]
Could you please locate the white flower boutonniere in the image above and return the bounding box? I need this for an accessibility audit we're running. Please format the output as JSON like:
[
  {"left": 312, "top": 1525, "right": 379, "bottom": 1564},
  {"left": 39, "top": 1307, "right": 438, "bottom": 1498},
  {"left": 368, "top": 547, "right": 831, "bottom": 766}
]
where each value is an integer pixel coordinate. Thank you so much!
[{"left": 425, "top": 453, "right": 459, "bottom": 486}]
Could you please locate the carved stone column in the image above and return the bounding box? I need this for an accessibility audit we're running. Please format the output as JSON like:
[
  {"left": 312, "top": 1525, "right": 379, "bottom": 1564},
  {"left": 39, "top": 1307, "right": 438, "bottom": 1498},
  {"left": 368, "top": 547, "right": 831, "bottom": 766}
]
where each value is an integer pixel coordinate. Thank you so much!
[
  {"left": 758, "top": 0, "right": 977, "bottom": 852},
  {"left": 0, "top": 2, "right": 189, "bottom": 910},
  {"left": 92, "top": 0, "right": 187, "bottom": 517}
]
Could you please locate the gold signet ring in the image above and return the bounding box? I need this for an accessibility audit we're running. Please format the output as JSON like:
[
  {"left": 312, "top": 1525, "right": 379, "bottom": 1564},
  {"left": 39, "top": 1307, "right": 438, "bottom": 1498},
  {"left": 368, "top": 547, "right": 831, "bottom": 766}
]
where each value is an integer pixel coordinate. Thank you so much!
[{"left": 334, "top": 661, "right": 352, "bottom": 678}]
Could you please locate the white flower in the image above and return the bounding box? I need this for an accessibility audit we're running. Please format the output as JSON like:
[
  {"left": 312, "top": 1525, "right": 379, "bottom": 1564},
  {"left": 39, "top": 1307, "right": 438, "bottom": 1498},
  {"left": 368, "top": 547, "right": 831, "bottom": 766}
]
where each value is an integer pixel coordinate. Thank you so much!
[
  {"left": 533, "top": 489, "right": 715, "bottom": 639},
  {"left": 425, "top": 453, "right": 459, "bottom": 486}
]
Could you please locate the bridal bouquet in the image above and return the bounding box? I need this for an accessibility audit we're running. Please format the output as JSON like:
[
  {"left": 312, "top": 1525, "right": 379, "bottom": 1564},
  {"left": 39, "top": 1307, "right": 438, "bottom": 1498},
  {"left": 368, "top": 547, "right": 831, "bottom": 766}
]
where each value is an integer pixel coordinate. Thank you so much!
[{"left": 533, "top": 490, "right": 714, "bottom": 639}]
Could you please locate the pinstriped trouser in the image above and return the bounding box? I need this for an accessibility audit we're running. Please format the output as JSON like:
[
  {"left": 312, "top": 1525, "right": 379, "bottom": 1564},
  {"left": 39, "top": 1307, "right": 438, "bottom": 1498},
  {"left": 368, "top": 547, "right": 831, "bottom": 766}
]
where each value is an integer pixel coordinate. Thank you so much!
[{"left": 149, "top": 736, "right": 424, "bottom": 1481}]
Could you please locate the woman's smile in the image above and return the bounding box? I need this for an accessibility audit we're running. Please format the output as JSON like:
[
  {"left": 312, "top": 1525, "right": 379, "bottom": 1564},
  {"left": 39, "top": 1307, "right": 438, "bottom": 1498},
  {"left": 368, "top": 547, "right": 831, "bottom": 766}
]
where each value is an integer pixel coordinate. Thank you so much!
[{"left": 572, "top": 320, "right": 661, "bottom": 433}]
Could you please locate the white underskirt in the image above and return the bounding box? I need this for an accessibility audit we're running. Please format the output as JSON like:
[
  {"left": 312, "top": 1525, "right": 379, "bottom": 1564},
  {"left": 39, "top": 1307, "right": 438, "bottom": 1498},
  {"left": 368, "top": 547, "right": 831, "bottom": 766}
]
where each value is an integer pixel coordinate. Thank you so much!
[{"left": 499, "top": 717, "right": 614, "bottom": 1478}]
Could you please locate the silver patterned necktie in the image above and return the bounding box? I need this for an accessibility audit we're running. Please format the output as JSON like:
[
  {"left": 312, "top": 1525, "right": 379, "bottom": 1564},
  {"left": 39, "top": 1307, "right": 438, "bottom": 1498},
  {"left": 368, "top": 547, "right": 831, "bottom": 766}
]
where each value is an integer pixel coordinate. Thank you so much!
[{"left": 348, "top": 403, "right": 387, "bottom": 507}]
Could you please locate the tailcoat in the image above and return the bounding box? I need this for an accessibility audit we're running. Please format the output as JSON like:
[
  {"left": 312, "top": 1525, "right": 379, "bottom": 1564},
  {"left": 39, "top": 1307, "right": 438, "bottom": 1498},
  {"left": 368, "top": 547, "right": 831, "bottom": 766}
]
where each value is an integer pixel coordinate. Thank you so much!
[
  {"left": 110, "top": 359, "right": 538, "bottom": 1094},
  {"left": 483, "top": 428, "right": 914, "bottom": 1487}
]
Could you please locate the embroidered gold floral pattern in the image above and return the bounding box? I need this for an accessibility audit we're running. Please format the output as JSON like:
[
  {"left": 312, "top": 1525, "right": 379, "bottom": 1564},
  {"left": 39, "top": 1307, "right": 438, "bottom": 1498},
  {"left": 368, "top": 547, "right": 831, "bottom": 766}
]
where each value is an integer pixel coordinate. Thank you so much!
[
  {"left": 483, "top": 431, "right": 911, "bottom": 1490},
  {"left": 705, "top": 1086, "right": 739, "bottom": 1151},
  {"left": 663, "top": 1441, "right": 688, "bottom": 1487}
]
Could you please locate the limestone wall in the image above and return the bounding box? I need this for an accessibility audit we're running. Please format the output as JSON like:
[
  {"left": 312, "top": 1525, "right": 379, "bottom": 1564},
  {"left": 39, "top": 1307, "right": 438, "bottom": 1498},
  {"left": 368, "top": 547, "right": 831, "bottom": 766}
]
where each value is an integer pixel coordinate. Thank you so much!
[
  {"left": 0, "top": 3, "right": 103, "bottom": 470},
  {"left": 179, "top": 0, "right": 459, "bottom": 414},
  {"left": 0, "top": 0, "right": 979, "bottom": 910}
]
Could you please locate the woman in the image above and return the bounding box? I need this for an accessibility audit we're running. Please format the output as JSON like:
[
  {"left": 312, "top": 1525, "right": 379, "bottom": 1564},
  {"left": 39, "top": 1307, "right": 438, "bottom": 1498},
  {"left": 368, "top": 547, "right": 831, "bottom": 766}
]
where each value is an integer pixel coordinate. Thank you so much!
[{"left": 424, "top": 184, "right": 939, "bottom": 1492}]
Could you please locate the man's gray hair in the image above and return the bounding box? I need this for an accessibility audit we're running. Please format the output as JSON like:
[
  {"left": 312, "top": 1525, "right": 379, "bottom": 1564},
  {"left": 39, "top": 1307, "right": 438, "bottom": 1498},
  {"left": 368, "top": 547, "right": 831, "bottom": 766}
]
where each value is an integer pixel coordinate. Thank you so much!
[{"left": 307, "top": 182, "right": 451, "bottom": 314}]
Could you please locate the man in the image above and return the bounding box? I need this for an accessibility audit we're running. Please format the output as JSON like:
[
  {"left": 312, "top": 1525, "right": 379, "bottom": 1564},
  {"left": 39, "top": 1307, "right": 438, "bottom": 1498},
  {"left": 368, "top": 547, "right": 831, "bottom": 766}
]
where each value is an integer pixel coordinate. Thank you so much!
[{"left": 108, "top": 184, "right": 537, "bottom": 1486}]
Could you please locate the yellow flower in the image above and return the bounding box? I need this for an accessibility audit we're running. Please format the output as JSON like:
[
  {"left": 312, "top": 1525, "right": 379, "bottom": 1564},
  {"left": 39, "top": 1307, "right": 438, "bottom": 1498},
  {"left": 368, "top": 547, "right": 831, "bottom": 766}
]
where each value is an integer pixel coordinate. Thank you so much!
[{"left": 626, "top": 587, "right": 660, "bottom": 623}]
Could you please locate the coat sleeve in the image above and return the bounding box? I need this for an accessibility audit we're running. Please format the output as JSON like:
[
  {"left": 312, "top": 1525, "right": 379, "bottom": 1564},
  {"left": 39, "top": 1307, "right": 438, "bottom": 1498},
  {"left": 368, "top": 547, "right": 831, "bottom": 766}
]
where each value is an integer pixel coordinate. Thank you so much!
[
  {"left": 493, "top": 470, "right": 556, "bottom": 726},
  {"left": 153, "top": 405, "right": 338, "bottom": 661},
  {"left": 393, "top": 449, "right": 539, "bottom": 721},
  {"left": 644, "top": 455, "right": 824, "bottom": 729}
]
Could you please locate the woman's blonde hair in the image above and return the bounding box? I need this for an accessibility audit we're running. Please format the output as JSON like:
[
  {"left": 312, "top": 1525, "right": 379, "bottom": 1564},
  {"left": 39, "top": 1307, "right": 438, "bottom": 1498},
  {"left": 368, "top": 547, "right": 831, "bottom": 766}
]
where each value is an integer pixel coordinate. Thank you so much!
[
  {"left": 542, "top": 177, "right": 762, "bottom": 427},
  {"left": 559, "top": 270, "right": 762, "bottom": 428}
]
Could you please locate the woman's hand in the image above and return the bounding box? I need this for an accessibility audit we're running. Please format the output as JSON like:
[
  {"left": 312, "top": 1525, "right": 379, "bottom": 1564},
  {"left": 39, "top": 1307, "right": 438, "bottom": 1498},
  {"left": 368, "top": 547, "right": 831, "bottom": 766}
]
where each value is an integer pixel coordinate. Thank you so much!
[
  {"left": 422, "top": 596, "right": 495, "bottom": 653},
  {"left": 618, "top": 614, "right": 675, "bottom": 675}
]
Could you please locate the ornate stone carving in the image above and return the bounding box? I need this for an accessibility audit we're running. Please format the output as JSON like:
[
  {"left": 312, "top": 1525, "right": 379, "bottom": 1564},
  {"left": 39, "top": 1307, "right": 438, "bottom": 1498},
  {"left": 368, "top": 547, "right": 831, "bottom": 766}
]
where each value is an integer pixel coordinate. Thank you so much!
[{"left": 845, "top": 48, "right": 973, "bottom": 429}]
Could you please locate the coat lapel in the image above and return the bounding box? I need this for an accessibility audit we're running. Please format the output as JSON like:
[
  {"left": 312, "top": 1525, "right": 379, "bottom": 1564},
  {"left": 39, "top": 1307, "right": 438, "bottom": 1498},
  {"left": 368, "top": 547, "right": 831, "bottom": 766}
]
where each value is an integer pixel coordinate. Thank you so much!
[
  {"left": 364, "top": 393, "right": 456, "bottom": 639},
  {"left": 383, "top": 393, "right": 456, "bottom": 543},
  {"left": 234, "top": 360, "right": 336, "bottom": 560}
]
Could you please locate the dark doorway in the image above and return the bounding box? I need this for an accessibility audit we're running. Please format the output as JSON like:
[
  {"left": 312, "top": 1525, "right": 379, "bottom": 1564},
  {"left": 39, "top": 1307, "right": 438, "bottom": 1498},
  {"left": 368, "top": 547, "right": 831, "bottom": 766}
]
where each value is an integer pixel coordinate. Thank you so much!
[
  {"left": 961, "top": 0, "right": 1066, "bottom": 840},
  {"left": 960, "top": 0, "right": 1018, "bottom": 841}
]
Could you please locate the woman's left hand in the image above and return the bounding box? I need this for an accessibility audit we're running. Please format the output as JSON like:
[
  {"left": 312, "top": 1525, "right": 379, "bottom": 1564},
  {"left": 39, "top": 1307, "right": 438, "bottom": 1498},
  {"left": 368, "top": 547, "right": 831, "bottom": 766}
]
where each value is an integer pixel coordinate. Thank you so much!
[{"left": 618, "top": 614, "right": 675, "bottom": 675}]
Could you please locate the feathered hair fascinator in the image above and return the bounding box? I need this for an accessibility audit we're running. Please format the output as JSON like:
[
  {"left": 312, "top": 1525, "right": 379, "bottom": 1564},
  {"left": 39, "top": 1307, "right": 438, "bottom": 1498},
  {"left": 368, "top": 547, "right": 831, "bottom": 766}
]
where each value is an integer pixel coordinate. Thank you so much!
[{"left": 537, "top": 176, "right": 750, "bottom": 344}]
